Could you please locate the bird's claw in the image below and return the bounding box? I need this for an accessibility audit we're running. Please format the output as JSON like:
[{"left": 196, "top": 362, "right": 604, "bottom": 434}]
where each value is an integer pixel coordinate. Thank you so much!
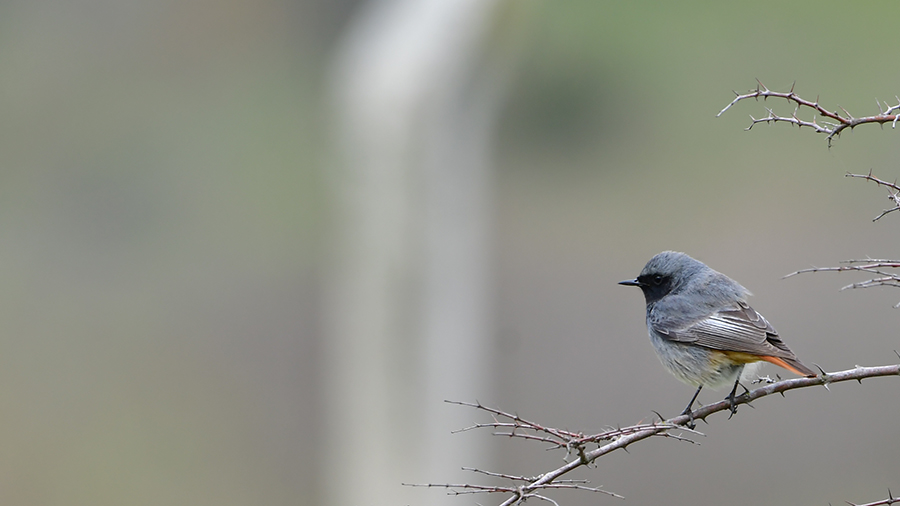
[{"left": 680, "top": 406, "right": 696, "bottom": 429}]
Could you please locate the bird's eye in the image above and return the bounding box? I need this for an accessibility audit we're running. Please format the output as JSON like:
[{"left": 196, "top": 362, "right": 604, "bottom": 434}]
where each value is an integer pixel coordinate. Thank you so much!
[{"left": 652, "top": 274, "right": 664, "bottom": 285}]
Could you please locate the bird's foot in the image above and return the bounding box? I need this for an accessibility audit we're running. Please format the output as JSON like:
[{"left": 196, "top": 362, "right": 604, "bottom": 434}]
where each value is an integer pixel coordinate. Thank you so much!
[{"left": 680, "top": 406, "right": 696, "bottom": 429}]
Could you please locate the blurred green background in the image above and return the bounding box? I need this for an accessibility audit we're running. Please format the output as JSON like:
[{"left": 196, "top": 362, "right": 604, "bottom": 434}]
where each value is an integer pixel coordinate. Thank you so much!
[{"left": 0, "top": 1, "right": 898, "bottom": 505}]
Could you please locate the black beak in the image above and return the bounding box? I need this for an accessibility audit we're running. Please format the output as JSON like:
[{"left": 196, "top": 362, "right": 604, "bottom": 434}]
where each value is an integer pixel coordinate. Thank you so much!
[{"left": 618, "top": 278, "right": 641, "bottom": 287}]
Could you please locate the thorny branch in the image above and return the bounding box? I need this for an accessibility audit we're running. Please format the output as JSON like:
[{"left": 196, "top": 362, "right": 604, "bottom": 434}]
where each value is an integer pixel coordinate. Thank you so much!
[
  {"left": 407, "top": 364, "right": 900, "bottom": 506},
  {"left": 847, "top": 489, "right": 900, "bottom": 506},
  {"left": 846, "top": 490, "right": 900, "bottom": 506},
  {"left": 446, "top": 399, "right": 702, "bottom": 450},
  {"left": 717, "top": 80, "right": 900, "bottom": 146},
  {"left": 783, "top": 171, "right": 900, "bottom": 306},
  {"left": 846, "top": 171, "right": 900, "bottom": 221},
  {"left": 785, "top": 259, "right": 900, "bottom": 307}
]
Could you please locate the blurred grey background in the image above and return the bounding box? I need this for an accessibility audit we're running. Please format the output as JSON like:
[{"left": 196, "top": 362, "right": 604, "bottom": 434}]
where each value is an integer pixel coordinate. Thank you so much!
[{"left": 1, "top": 0, "right": 898, "bottom": 505}]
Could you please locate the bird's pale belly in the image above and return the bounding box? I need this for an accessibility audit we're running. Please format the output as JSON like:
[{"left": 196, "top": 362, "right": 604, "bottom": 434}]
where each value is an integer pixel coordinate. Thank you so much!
[{"left": 648, "top": 330, "right": 750, "bottom": 390}]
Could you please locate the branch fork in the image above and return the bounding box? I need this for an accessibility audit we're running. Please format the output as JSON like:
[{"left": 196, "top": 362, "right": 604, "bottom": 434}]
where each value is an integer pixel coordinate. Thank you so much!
[
  {"left": 408, "top": 365, "right": 900, "bottom": 505},
  {"left": 717, "top": 80, "right": 900, "bottom": 146}
]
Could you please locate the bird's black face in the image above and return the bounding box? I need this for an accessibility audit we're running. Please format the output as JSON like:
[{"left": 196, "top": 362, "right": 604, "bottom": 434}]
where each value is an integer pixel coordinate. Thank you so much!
[
  {"left": 636, "top": 272, "right": 673, "bottom": 304},
  {"left": 619, "top": 272, "right": 673, "bottom": 305}
]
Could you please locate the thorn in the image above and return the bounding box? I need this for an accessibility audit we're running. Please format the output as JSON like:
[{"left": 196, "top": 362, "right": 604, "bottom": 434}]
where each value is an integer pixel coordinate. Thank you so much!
[
  {"left": 893, "top": 349, "right": 900, "bottom": 360},
  {"left": 790, "top": 80, "right": 796, "bottom": 93},
  {"left": 651, "top": 410, "right": 665, "bottom": 423},
  {"left": 779, "top": 391, "right": 785, "bottom": 397},
  {"left": 813, "top": 363, "right": 828, "bottom": 376}
]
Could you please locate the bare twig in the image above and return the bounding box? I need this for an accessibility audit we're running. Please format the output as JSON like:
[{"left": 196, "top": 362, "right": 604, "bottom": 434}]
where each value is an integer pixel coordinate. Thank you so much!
[
  {"left": 403, "top": 471, "right": 623, "bottom": 501},
  {"left": 784, "top": 261, "right": 900, "bottom": 279},
  {"left": 717, "top": 80, "right": 900, "bottom": 146},
  {"left": 846, "top": 171, "right": 900, "bottom": 192},
  {"left": 448, "top": 399, "right": 704, "bottom": 454},
  {"left": 409, "top": 364, "right": 900, "bottom": 505},
  {"left": 402, "top": 481, "right": 519, "bottom": 496},
  {"left": 781, "top": 172, "right": 900, "bottom": 305},
  {"left": 461, "top": 467, "right": 532, "bottom": 482},
  {"left": 785, "top": 259, "right": 900, "bottom": 307},
  {"left": 846, "top": 171, "right": 900, "bottom": 221},
  {"left": 449, "top": 400, "right": 584, "bottom": 445}
]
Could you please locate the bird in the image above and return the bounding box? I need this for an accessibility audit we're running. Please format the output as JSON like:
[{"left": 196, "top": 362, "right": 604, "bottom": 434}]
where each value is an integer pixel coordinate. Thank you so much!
[{"left": 619, "top": 251, "right": 816, "bottom": 422}]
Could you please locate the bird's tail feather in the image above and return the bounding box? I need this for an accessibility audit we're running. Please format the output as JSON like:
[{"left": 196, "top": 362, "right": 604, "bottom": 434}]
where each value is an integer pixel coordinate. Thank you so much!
[{"left": 761, "top": 355, "right": 817, "bottom": 377}]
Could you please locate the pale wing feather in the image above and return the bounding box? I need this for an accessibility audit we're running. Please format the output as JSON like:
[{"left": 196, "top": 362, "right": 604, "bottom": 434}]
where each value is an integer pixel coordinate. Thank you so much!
[{"left": 652, "top": 302, "right": 796, "bottom": 359}]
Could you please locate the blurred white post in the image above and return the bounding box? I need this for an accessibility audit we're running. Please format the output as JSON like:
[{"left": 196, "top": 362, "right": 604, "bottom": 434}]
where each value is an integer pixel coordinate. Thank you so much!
[{"left": 323, "top": 1, "right": 510, "bottom": 505}]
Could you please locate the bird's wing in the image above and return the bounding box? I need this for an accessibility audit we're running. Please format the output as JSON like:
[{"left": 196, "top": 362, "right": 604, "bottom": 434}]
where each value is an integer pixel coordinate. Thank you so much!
[{"left": 651, "top": 300, "right": 794, "bottom": 358}]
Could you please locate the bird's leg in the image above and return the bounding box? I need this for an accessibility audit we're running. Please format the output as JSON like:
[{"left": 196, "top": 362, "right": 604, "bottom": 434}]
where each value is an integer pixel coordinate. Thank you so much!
[
  {"left": 681, "top": 385, "right": 702, "bottom": 428},
  {"left": 726, "top": 375, "right": 741, "bottom": 418},
  {"left": 681, "top": 385, "right": 702, "bottom": 415}
]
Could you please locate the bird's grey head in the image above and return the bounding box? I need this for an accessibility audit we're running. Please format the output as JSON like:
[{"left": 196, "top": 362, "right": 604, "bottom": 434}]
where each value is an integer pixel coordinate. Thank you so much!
[{"left": 619, "top": 251, "right": 710, "bottom": 304}]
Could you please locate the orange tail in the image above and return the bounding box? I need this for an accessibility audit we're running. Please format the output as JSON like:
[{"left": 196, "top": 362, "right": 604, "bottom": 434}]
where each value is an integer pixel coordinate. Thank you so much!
[{"left": 761, "top": 356, "right": 817, "bottom": 377}]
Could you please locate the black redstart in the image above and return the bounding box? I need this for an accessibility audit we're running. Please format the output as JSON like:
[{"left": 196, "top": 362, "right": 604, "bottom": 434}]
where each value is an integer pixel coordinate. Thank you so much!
[{"left": 619, "top": 251, "right": 815, "bottom": 420}]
